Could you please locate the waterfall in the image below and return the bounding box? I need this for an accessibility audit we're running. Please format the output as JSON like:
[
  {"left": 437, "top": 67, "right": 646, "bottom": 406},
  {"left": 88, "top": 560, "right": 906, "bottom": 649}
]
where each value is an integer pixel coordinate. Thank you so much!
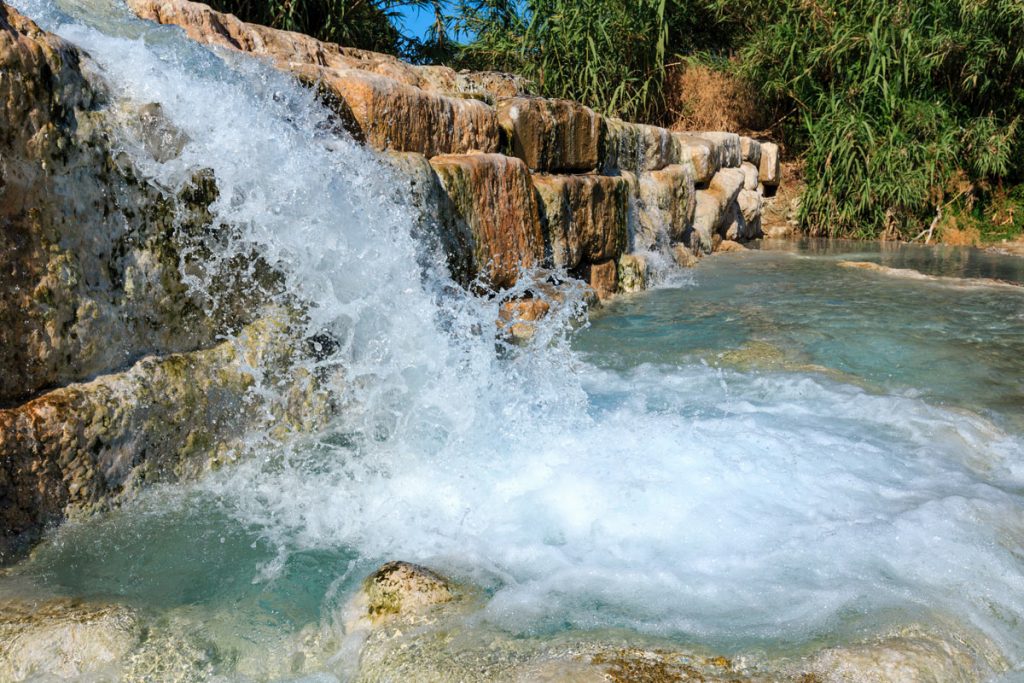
[{"left": 9, "top": 0, "right": 1024, "bottom": 676}]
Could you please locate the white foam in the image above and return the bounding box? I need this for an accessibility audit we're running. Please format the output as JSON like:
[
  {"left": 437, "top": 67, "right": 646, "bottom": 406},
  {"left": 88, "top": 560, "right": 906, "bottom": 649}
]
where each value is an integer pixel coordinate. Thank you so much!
[{"left": 14, "top": 0, "right": 1024, "bottom": 672}]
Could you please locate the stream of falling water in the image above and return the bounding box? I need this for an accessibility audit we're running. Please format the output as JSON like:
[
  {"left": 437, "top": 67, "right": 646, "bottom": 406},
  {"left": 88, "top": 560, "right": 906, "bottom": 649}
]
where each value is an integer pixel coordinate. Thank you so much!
[{"left": 6, "top": 1, "right": 1024, "bottom": 680}]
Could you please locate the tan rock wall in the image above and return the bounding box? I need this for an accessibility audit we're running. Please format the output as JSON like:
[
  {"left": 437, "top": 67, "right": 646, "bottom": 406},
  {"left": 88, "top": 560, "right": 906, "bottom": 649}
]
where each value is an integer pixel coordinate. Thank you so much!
[
  {"left": 532, "top": 174, "right": 629, "bottom": 270},
  {"left": 0, "top": 4, "right": 265, "bottom": 405},
  {"left": 429, "top": 154, "right": 544, "bottom": 289},
  {"left": 497, "top": 97, "right": 603, "bottom": 173}
]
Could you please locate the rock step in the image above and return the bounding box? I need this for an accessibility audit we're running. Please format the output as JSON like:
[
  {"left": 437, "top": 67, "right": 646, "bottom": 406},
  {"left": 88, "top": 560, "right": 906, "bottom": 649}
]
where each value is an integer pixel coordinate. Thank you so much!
[
  {"left": 128, "top": 0, "right": 779, "bottom": 177},
  {"left": 0, "top": 314, "right": 338, "bottom": 562},
  {"left": 389, "top": 148, "right": 763, "bottom": 288}
]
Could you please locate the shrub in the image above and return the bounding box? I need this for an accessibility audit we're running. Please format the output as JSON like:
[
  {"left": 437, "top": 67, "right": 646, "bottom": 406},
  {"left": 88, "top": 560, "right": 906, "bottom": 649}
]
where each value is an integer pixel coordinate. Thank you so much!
[
  {"left": 204, "top": 0, "right": 405, "bottom": 54},
  {"left": 719, "top": 0, "right": 1024, "bottom": 238}
]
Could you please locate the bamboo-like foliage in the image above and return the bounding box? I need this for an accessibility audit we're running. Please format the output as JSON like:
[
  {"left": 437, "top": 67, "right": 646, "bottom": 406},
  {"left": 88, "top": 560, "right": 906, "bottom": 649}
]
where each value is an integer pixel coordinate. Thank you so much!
[
  {"left": 454, "top": 0, "right": 674, "bottom": 121},
  {"left": 720, "top": 0, "right": 1024, "bottom": 237},
  {"left": 205, "top": 0, "right": 436, "bottom": 54}
]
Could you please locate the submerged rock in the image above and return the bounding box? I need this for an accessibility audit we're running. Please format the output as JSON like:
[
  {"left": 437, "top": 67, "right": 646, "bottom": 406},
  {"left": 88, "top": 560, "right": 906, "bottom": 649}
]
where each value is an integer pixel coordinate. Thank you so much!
[
  {"left": 0, "top": 597, "right": 141, "bottom": 681},
  {"left": 343, "top": 562, "right": 1006, "bottom": 683}
]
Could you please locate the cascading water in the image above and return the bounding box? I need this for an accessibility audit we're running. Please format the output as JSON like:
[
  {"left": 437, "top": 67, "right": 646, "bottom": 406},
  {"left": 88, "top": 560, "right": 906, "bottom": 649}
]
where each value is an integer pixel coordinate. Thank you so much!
[{"left": 6, "top": 0, "right": 1024, "bottom": 680}]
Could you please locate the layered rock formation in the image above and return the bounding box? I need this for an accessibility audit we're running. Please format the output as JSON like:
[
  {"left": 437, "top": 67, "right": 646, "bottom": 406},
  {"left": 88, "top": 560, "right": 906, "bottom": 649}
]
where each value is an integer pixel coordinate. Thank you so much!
[
  {"left": 0, "top": 3, "right": 336, "bottom": 560},
  {"left": 127, "top": 0, "right": 782, "bottom": 302},
  {"left": 1, "top": 0, "right": 782, "bottom": 558},
  {"left": 337, "top": 561, "right": 999, "bottom": 683}
]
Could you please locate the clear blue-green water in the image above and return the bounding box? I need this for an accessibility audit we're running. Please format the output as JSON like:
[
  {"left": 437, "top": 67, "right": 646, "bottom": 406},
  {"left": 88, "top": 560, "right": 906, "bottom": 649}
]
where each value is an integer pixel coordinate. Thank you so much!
[
  {"left": 4, "top": 0, "right": 1024, "bottom": 678},
  {"left": 6, "top": 240, "right": 1024, "bottom": 680}
]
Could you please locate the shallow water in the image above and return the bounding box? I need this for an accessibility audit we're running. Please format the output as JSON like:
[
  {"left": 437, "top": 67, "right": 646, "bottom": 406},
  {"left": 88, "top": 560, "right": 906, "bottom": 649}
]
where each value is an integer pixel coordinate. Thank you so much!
[{"left": 4, "top": 0, "right": 1024, "bottom": 679}]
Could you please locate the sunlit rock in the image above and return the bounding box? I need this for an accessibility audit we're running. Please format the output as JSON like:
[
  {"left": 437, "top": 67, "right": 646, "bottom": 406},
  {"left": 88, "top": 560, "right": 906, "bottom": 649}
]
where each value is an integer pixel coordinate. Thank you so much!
[
  {"left": 672, "top": 133, "right": 718, "bottom": 183},
  {"left": 738, "top": 188, "right": 764, "bottom": 237},
  {"left": 715, "top": 239, "right": 748, "bottom": 253},
  {"left": 532, "top": 173, "right": 630, "bottom": 270},
  {"left": 617, "top": 254, "right": 649, "bottom": 293},
  {"left": 740, "top": 161, "right": 760, "bottom": 190},
  {"left": 740, "top": 136, "right": 762, "bottom": 165},
  {"left": 0, "top": 4, "right": 263, "bottom": 405},
  {"left": 672, "top": 244, "right": 700, "bottom": 268},
  {"left": 0, "top": 314, "right": 337, "bottom": 561},
  {"left": 633, "top": 163, "right": 698, "bottom": 250},
  {"left": 298, "top": 65, "right": 501, "bottom": 156},
  {"left": 381, "top": 151, "right": 474, "bottom": 282},
  {"left": 128, "top": 0, "right": 530, "bottom": 102},
  {"left": 0, "top": 598, "right": 141, "bottom": 681},
  {"left": 497, "top": 97, "right": 604, "bottom": 172},
  {"left": 343, "top": 561, "right": 455, "bottom": 635},
  {"left": 690, "top": 191, "right": 721, "bottom": 254},
  {"left": 759, "top": 141, "right": 781, "bottom": 188},
  {"left": 587, "top": 259, "right": 619, "bottom": 301},
  {"left": 602, "top": 118, "right": 675, "bottom": 174},
  {"left": 430, "top": 153, "right": 544, "bottom": 289},
  {"left": 692, "top": 131, "right": 743, "bottom": 168},
  {"left": 498, "top": 298, "right": 552, "bottom": 342}
]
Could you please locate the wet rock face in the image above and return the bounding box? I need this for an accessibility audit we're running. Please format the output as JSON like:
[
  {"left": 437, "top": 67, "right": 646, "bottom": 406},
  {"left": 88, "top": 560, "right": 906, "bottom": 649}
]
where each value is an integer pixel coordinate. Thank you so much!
[
  {"left": 497, "top": 97, "right": 604, "bottom": 173},
  {"left": 602, "top": 118, "right": 675, "bottom": 174},
  {"left": 532, "top": 173, "right": 630, "bottom": 270},
  {"left": 429, "top": 153, "right": 544, "bottom": 289},
  {"left": 0, "top": 3, "right": 315, "bottom": 561},
  {"left": 0, "top": 4, "right": 258, "bottom": 406},
  {"left": 0, "top": 314, "right": 336, "bottom": 562}
]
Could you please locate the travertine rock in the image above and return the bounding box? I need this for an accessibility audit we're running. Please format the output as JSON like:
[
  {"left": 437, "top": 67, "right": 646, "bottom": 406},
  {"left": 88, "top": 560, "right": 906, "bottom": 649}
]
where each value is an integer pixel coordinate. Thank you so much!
[
  {"left": 498, "top": 298, "right": 551, "bottom": 342},
  {"left": 344, "top": 561, "right": 454, "bottom": 633},
  {"left": 381, "top": 151, "right": 474, "bottom": 283},
  {"left": 497, "top": 97, "right": 603, "bottom": 172},
  {"left": 602, "top": 118, "right": 674, "bottom": 174},
  {"left": 429, "top": 154, "right": 544, "bottom": 289},
  {"left": 690, "top": 191, "right": 720, "bottom": 254},
  {"left": 295, "top": 65, "right": 499, "bottom": 156},
  {"left": 672, "top": 244, "right": 700, "bottom": 268},
  {"left": 0, "top": 598, "right": 141, "bottom": 681},
  {"left": 692, "top": 131, "right": 743, "bottom": 168},
  {"left": 0, "top": 314, "right": 336, "bottom": 561},
  {"left": 127, "top": 0, "right": 531, "bottom": 101},
  {"left": 0, "top": 4, "right": 263, "bottom": 405},
  {"left": 532, "top": 174, "right": 630, "bottom": 270},
  {"left": 672, "top": 133, "right": 718, "bottom": 183},
  {"left": 633, "top": 164, "right": 697, "bottom": 250},
  {"left": 587, "top": 260, "right": 618, "bottom": 301},
  {"left": 617, "top": 254, "right": 648, "bottom": 293},
  {"left": 740, "top": 136, "right": 762, "bottom": 165},
  {"left": 759, "top": 141, "right": 781, "bottom": 187},
  {"left": 740, "top": 161, "right": 760, "bottom": 190},
  {"left": 737, "top": 188, "right": 764, "bottom": 238}
]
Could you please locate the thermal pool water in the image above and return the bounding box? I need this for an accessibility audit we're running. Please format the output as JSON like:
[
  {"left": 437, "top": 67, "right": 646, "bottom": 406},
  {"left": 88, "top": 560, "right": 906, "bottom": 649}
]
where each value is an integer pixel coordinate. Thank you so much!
[{"left": 4, "top": 1, "right": 1024, "bottom": 680}]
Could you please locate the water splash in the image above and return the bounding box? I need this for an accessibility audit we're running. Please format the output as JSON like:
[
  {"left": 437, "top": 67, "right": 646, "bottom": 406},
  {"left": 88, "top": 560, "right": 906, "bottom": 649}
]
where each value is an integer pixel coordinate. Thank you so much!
[{"left": 9, "top": 0, "right": 1024, "bottom": 677}]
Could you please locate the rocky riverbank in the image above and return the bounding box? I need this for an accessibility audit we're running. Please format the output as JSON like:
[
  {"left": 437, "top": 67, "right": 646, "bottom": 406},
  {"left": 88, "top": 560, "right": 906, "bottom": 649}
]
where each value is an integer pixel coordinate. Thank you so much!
[{"left": 0, "top": 0, "right": 782, "bottom": 558}]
